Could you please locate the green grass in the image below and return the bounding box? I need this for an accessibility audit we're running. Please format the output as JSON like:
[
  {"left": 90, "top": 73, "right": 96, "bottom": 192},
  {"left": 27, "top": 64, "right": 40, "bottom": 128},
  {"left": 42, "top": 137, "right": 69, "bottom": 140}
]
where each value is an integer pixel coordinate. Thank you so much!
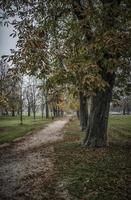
[
  {"left": 0, "top": 116, "right": 52, "bottom": 144},
  {"left": 108, "top": 115, "right": 131, "bottom": 142},
  {"left": 50, "top": 115, "right": 131, "bottom": 200},
  {"left": 0, "top": 115, "right": 130, "bottom": 199}
]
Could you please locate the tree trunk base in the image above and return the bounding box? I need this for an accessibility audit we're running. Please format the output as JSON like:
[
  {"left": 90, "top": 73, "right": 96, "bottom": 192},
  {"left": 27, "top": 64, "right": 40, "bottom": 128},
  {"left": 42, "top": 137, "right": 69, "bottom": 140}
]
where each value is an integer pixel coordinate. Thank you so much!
[
  {"left": 83, "top": 137, "right": 108, "bottom": 148},
  {"left": 83, "top": 72, "right": 115, "bottom": 148}
]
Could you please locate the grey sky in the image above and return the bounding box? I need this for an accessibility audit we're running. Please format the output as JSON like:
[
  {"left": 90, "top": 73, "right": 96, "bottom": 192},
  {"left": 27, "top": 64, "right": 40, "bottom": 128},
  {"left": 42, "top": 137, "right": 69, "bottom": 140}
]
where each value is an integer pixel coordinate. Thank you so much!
[{"left": 0, "top": 23, "right": 17, "bottom": 58}]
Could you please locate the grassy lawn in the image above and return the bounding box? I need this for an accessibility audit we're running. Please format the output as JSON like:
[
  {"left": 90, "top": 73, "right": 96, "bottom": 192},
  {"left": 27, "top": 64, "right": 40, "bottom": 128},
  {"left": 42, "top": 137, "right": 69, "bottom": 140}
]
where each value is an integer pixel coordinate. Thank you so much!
[
  {"left": 0, "top": 116, "right": 52, "bottom": 144},
  {"left": 0, "top": 115, "right": 130, "bottom": 199},
  {"left": 109, "top": 115, "right": 131, "bottom": 143},
  {"left": 48, "top": 115, "right": 131, "bottom": 200}
]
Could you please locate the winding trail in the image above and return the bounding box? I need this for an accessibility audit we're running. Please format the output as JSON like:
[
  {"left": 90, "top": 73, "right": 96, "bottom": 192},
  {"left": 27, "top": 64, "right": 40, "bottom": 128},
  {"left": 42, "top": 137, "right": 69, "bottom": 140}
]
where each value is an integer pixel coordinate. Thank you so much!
[{"left": 0, "top": 117, "right": 69, "bottom": 200}]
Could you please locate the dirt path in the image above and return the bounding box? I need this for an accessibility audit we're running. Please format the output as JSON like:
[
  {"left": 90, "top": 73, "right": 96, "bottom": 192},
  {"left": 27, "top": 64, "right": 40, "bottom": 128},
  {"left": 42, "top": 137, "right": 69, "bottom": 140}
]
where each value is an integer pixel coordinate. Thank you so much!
[{"left": 0, "top": 118, "right": 69, "bottom": 200}]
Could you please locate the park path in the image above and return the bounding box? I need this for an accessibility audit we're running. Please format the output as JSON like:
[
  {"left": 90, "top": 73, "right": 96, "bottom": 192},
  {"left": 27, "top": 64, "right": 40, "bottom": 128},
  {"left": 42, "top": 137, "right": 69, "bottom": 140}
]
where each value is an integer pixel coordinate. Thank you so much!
[{"left": 0, "top": 117, "right": 69, "bottom": 200}]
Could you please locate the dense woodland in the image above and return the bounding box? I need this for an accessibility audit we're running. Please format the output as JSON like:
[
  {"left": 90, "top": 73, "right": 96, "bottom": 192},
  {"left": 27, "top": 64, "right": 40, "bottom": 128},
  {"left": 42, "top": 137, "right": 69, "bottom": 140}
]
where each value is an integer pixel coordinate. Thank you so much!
[{"left": 0, "top": 0, "right": 131, "bottom": 147}]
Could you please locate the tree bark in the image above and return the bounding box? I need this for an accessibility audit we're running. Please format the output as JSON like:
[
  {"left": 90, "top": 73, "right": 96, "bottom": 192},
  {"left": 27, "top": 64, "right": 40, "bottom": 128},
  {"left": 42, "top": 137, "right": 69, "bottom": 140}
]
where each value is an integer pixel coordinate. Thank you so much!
[
  {"left": 123, "top": 105, "right": 126, "bottom": 115},
  {"left": 12, "top": 108, "right": 15, "bottom": 117},
  {"left": 72, "top": 0, "right": 120, "bottom": 147},
  {"left": 33, "top": 108, "right": 36, "bottom": 120},
  {"left": 84, "top": 72, "right": 115, "bottom": 147},
  {"left": 45, "top": 91, "right": 49, "bottom": 118},
  {"left": 41, "top": 103, "right": 44, "bottom": 118},
  {"left": 126, "top": 102, "right": 130, "bottom": 115},
  {"left": 5, "top": 109, "right": 8, "bottom": 116},
  {"left": 20, "top": 100, "right": 23, "bottom": 125},
  {"left": 28, "top": 104, "right": 31, "bottom": 117},
  {"left": 41, "top": 86, "right": 45, "bottom": 118},
  {"left": 83, "top": 0, "right": 121, "bottom": 147},
  {"left": 76, "top": 110, "right": 79, "bottom": 119},
  {"left": 79, "top": 92, "right": 88, "bottom": 131}
]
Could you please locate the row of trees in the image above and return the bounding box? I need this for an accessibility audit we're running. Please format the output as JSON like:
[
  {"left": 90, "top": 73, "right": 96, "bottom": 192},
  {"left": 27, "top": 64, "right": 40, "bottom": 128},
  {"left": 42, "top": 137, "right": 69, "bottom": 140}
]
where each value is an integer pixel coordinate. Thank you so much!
[
  {"left": 0, "top": 60, "right": 65, "bottom": 120},
  {"left": 1, "top": 0, "right": 131, "bottom": 147},
  {"left": 111, "top": 96, "right": 131, "bottom": 115},
  {"left": 0, "top": 59, "right": 20, "bottom": 116}
]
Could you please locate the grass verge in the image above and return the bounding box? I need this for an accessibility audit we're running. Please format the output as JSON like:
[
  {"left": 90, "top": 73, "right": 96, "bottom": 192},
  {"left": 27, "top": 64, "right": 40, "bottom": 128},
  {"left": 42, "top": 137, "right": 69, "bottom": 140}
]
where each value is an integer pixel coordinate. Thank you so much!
[
  {"left": 50, "top": 115, "right": 131, "bottom": 200},
  {"left": 0, "top": 116, "right": 52, "bottom": 144}
]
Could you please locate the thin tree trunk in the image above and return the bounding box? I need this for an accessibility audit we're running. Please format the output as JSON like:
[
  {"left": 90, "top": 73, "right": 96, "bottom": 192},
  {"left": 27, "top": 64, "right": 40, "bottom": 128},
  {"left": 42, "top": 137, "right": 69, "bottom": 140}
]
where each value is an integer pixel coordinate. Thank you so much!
[
  {"left": 20, "top": 99, "right": 23, "bottom": 125},
  {"left": 126, "top": 102, "right": 130, "bottom": 115},
  {"left": 123, "top": 105, "right": 126, "bottom": 115},
  {"left": 45, "top": 91, "right": 49, "bottom": 118},
  {"left": 20, "top": 78, "right": 23, "bottom": 125},
  {"left": 28, "top": 104, "right": 31, "bottom": 117},
  {"left": 53, "top": 107, "right": 56, "bottom": 118},
  {"left": 33, "top": 103, "right": 36, "bottom": 120},
  {"left": 20, "top": 108, "right": 23, "bottom": 125},
  {"left": 5, "top": 109, "right": 8, "bottom": 116},
  {"left": 33, "top": 109, "right": 36, "bottom": 120},
  {"left": 41, "top": 103, "right": 44, "bottom": 118},
  {"left": 12, "top": 108, "right": 15, "bottom": 117},
  {"left": 41, "top": 86, "right": 45, "bottom": 118},
  {"left": 76, "top": 110, "right": 79, "bottom": 119},
  {"left": 45, "top": 102, "right": 49, "bottom": 118},
  {"left": 17, "top": 110, "right": 20, "bottom": 116}
]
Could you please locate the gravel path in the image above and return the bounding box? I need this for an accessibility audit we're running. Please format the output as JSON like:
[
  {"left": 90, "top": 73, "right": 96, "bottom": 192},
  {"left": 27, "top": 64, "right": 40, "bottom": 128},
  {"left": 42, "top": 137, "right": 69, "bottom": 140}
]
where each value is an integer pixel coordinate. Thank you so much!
[{"left": 0, "top": 118, "right": 69, "bottom": 200}]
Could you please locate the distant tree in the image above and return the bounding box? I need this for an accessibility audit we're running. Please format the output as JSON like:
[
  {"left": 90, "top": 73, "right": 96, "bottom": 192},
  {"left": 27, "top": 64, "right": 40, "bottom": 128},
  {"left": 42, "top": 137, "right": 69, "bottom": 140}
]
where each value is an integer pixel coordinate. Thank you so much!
[{"left": 0, "top": 59, "right": 21, "bottom": 116}]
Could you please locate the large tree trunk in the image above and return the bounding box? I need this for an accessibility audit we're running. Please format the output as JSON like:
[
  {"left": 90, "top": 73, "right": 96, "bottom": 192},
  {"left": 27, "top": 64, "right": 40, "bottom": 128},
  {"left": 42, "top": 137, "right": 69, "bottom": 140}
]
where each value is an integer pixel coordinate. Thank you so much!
[
  {"left": 72, "top": 0, "right": 120, "bottom": 147},
  {"left": 79, "top": 92, "right": 88, "bottom": 131},
  {"left": 84, "top": 72, "right": 115, "bottom": 147}
]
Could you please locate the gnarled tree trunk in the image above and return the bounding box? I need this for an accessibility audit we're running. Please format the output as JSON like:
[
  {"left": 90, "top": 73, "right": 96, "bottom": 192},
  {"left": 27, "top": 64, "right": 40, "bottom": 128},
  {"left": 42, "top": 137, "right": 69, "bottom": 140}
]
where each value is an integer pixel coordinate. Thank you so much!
[
  {"left": 84, "top": 72, "right": 115, "bottom": 147},
  {"left": 72, "top": 0, "right": 121, "bottom": 147},
  {"left": 79, "top": 92, "right": 88, "bottom": 131}
]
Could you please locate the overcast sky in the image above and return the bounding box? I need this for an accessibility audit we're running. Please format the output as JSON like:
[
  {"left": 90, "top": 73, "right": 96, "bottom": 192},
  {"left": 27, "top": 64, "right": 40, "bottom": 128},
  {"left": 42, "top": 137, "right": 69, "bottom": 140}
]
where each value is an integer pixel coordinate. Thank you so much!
[{"left": 0, "top": 23, "right": 17, "bottom": 58}]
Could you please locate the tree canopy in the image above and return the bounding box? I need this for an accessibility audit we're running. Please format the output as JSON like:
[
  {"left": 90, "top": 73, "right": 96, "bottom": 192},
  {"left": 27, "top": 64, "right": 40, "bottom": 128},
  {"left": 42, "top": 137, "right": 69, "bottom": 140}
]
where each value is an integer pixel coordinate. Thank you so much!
[{"left": 1, "top": 0, "right": 131, "bottom": 147}]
